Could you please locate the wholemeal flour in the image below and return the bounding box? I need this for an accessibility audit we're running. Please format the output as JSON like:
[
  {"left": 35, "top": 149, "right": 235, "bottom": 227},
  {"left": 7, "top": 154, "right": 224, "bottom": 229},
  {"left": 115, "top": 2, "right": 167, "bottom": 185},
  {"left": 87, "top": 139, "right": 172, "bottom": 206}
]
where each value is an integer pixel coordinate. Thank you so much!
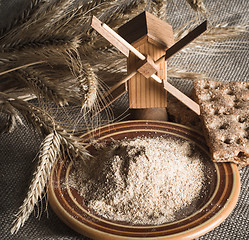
[{"left": 70, "top": 136, "right": 206, "bottom": 225}]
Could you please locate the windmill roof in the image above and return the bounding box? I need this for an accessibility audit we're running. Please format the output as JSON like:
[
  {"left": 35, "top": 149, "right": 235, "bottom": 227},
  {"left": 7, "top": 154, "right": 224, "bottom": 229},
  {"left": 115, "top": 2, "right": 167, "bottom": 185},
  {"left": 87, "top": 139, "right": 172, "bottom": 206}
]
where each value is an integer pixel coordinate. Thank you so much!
[{"left": 118, "top": 11, "right": 174, "bottom": 49}]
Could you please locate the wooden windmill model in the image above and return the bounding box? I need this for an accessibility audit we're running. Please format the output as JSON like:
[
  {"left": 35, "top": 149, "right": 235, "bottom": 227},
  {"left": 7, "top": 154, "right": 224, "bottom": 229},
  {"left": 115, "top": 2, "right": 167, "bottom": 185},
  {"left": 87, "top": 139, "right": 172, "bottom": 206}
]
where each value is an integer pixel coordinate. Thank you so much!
[{"left": 91, "top": 11, "right": 207, "bottom": 120}]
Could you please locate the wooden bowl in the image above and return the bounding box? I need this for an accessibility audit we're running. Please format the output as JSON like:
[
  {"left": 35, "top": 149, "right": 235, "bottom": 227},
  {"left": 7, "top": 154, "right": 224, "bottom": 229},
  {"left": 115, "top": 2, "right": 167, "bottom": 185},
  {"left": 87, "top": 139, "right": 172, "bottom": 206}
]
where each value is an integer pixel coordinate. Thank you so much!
[{"left": 48, "top": 120, "right": 240, "bottom": 240}]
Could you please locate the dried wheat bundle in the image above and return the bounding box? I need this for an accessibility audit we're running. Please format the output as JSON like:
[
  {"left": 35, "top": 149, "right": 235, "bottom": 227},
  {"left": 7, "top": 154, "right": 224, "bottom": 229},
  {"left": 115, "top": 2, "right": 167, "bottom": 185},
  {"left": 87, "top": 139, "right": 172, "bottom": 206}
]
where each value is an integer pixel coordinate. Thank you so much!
[{"left": 0, "top": 1, "right": 151, "bottom": 233}]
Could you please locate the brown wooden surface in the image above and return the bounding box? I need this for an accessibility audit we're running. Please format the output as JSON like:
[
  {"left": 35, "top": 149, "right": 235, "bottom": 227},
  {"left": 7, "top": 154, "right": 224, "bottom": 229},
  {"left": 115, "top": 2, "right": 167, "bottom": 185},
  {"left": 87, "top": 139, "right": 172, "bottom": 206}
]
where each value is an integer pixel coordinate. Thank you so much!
[
  {"left": 128, "top": 42, "right": 167, "bottom": 109},
  {"left": 155, "top": 20, "right": 208, "bottom": 64},
  {"left": 137, "top": 55, "right": 159, "bottom": 78}
]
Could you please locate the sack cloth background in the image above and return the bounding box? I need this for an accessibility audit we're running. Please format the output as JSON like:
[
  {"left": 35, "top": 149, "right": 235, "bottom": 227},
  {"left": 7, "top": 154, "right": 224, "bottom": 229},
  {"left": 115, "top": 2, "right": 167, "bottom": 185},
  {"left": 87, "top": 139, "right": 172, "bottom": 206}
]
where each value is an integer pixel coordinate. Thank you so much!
[{"left": 0, "top": 0, "right": 249, "bottom": 239}]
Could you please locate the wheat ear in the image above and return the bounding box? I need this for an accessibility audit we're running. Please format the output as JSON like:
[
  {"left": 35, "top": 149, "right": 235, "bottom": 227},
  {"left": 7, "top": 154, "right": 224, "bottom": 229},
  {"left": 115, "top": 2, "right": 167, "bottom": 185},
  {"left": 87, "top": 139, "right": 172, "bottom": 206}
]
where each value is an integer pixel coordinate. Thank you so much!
[
  {"left": 149, "top": 0, "right": 167, "bottom": 20},
  {"left": 11, "top": 131, "right": 61, "bottom": 234},
  {"left": 15, "top": 69, "right": 68, "bottom": 106},
  {"left": 0, "top": 101, "right": 23, "bottom": 133},
  {"left": 82, "top": 63, "right": 98, "bottom": 110},
  {"left": 185, "top": 0, "right": 207, "bottom": 15}
]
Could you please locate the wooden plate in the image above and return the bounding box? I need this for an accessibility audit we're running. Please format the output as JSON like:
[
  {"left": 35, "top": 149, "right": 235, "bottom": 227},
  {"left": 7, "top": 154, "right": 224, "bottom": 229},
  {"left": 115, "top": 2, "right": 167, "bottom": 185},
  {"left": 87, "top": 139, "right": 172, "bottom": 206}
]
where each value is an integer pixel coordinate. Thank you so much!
[{"left": 48, "top": 120, "right": 240, "bottom": 240}]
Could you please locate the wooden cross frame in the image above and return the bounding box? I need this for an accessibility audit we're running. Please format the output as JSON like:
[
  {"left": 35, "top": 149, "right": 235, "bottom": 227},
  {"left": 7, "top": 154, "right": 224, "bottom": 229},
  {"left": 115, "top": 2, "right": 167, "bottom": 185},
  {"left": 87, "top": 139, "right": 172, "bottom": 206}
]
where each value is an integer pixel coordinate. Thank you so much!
[{"left": 91, "top": 11, "right": 207, "bottom": 118}]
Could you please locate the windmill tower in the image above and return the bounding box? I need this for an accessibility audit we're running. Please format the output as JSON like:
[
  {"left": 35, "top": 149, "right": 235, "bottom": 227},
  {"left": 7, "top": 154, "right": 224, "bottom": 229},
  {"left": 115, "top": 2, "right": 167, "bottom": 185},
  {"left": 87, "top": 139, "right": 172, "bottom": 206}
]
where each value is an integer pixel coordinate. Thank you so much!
[{"left": 118, "top": 11, "right": 174, "bottom": 120}]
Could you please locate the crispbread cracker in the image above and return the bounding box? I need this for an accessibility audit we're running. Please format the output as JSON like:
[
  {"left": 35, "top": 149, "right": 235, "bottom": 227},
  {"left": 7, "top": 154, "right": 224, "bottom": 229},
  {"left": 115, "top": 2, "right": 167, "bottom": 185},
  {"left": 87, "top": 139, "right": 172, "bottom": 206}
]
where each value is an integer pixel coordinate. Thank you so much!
[
  {"left": 167, "top": 97, "right": 202, "bottom": 132},
  {"left": 193, "top": 79, "right": 249, "bottom": 168}
]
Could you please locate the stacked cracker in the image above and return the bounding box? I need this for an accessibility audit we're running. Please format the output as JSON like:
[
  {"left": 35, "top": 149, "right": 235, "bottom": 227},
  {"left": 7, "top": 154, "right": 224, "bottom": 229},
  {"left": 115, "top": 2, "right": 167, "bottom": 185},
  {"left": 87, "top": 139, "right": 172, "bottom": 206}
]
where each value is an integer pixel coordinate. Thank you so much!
[
  {"left": 193, "top": 79, "right": 249, "bottom": 168},
  {"left": 167, "top": 97, "right": 202, "bottom": 132}
]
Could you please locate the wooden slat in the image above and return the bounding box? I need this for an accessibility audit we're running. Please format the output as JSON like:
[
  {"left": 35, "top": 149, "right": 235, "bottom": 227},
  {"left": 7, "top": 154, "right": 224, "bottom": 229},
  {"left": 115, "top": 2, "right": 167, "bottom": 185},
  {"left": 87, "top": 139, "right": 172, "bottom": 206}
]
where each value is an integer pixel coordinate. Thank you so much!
[
  {"left": 92, "top": 16, "right": 146, "bottom": 61},
  {"left": 149, "top": 74, "right": 200, "bottom": 115},
  {"left": 91, "top": 16, "right": 130, "bottom": 57},
  {"left": 155, "top": 20, "right": 208, "bottom": 64},
  {"left": 102, "top": 22, "right": 146, "bottom": 61},
  {"left": 163, "top": 81, "right": 200, "bottom": 115},
  {"left": 104, "top": 71, "right": 137, "bottom": 98}
]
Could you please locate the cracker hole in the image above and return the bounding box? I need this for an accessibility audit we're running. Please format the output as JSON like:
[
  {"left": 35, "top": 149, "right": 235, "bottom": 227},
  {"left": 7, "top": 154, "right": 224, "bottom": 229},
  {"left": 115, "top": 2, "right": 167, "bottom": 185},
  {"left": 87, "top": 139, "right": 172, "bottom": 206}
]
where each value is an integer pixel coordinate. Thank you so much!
[
  {"left": 219, "top": 123, "right": 229, "bottom": 130},
  {"left": 236, "top": 138, "right": 242, "bottom": 144},
  {"left": 237, "top": 151, "right": 246, "bottom": 158},
  {"left": 224, "top": 138, "right": 232, "bottom": 144},
  {"left": 227, "top": 90, "right": 234, "bottom": 95},
  {"left": 239, "top": 117, "right": 246, "bottom": 123},
  {"left": 214, "top": 109, "right": 219, "bottom": 115}
]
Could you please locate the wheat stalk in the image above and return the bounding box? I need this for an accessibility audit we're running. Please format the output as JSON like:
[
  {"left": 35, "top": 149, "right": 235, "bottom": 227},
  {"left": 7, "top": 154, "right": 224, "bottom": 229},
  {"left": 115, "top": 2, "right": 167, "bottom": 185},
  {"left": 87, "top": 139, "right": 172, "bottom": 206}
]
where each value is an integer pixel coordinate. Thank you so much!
[
  {"left": 0, "top": 61, "right": 44, "bottom": 76},
  {"left": 168, "top": 67, "right": 208, "bottom": 80},
  {"left": 11, "top": 131, "right": 62, "bottom": 234}
]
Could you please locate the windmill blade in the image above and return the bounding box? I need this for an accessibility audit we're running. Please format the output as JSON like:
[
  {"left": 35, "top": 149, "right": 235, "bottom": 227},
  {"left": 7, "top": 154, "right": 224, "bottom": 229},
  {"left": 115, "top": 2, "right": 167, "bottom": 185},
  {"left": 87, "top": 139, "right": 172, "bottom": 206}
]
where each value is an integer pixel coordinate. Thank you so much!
[
  {"left": 91, "top": 16, "right": 129, "bottom": 57},
  {"left": 91, "top": 16, "right": 145, "bottom": 60},
  {"left": 163, "top": 81, "right": 200, "bottom": 115},
  {"left": 150, "top": 74, "right": 200, "bottom": 115},
  {"left": 155, "top": 20, "right": 208, "bottom": 64},
  {"left": 104, "top": 71, "right": 137, "bottom": 98}
]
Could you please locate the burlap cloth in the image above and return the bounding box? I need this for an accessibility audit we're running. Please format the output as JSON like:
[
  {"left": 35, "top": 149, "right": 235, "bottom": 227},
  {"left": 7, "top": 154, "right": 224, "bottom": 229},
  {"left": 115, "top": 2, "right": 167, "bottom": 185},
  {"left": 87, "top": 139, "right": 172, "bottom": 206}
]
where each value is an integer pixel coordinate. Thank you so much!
[{"left": 0, "top": 0, "right": 248, "bottom": 239}]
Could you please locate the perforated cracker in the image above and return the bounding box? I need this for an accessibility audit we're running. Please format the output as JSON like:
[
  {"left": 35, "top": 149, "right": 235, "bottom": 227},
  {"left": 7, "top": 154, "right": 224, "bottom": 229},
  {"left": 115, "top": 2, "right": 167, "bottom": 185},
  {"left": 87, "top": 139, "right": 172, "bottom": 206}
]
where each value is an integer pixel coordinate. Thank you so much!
[
  {"left": 193, "top": 79, "right": 249, "bottom": 168},
  {"left": 167, "top": 97, "right": 202, "bottom": 132}
]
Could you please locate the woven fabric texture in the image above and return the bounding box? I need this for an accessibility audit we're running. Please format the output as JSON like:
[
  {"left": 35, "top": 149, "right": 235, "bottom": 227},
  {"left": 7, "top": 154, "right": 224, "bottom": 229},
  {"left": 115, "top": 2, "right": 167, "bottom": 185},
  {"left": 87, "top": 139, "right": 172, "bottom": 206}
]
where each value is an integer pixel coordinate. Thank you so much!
[{"left": 0, "top": 0, "right": 249, "bottom": 239}]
